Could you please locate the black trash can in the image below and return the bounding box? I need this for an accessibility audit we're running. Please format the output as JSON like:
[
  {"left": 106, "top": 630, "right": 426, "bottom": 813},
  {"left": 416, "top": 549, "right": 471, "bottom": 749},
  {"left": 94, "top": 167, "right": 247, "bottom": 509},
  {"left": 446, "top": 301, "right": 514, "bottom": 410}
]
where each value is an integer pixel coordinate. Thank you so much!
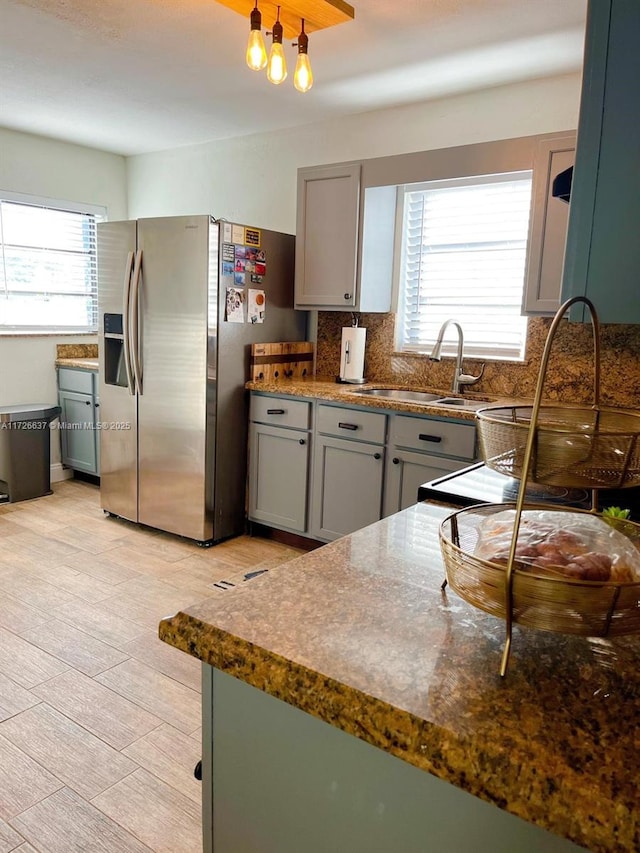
[{"left": 0, "top": 405, "right": 61, "bottom": 503}]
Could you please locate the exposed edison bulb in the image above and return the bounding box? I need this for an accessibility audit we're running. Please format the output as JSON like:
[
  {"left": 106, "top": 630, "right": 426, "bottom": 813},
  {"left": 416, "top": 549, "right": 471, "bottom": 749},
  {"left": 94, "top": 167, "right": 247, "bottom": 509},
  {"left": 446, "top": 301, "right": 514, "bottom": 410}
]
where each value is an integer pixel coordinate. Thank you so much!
[
  {"left": 267, "top": 42, "right": 287, "bottom": 84},
  {"left": 294, "top": 53, "right": 313, "bottom": 92},
  {"left": 246, "top": 29, "right": 267, "bottom": 71},
  {"left": 246, "top": 5, "right": 267, "bottom": 71},
  {"left": 293, "top": 20, "right": 312, "bottom": 93}
]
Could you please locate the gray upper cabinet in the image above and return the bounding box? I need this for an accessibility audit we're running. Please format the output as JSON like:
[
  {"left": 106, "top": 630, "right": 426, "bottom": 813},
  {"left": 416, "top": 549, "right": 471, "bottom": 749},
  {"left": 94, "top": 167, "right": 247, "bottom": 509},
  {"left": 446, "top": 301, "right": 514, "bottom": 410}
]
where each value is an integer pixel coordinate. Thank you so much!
[
  {"left": 522, "top": 133, "right": 576, "bottom": 315},
  {"left": 294, "top": 163, "right": 395, "bottom": 311},
  {"left": 561, "top": 0, "right": 640, "bottom": 323}
]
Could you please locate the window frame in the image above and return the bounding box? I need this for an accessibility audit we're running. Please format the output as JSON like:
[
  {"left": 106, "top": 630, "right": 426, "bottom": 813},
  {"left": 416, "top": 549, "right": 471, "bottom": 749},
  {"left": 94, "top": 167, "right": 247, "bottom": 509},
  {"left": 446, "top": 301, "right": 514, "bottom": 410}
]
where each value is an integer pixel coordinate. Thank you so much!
[
  {"left": 0, "top": 190, "right": 106, "bottom": 336},
  {"left": 393, "top": 171, "right": 532, "bottom": 362}
]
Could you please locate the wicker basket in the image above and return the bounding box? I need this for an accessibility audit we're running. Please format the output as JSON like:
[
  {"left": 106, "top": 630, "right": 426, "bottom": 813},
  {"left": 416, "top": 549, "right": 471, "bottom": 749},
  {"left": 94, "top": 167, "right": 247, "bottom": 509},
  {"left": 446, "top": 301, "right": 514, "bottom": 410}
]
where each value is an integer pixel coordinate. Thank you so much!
[
  {"left": 476, "top": 292, "right": 640, "bottom": 488},
  {"left": 442, "top": 297, "right": 640, "bottom": 675},
  {"left": 477, "top": 405, "right": 640, "bottom": 487},
  {"left": 440, "top": 503, "right": 640, "bottom": 638}
]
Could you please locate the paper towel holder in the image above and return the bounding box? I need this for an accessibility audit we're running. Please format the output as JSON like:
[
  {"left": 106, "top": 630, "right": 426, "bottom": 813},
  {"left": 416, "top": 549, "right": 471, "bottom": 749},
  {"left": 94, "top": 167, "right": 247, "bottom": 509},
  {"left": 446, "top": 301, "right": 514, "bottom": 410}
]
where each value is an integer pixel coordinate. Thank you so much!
[{"left": 336, "top": 317, "right": 367, "bottom": 384}]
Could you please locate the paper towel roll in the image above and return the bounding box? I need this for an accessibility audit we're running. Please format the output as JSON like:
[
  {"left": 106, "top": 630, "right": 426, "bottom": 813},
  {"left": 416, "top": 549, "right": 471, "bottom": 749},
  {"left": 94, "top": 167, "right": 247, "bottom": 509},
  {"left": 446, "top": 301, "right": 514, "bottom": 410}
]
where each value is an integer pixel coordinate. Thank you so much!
[{"left": 339, "top": 327, "right": 367, "bottom": 382}]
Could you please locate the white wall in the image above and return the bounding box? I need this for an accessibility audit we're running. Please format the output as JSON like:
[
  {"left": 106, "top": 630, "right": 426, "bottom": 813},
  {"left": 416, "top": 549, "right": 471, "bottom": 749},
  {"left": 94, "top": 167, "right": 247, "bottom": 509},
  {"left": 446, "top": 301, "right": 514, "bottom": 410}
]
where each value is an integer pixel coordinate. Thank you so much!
[
  {"left": 127, "top": 72, "right": 582, "bottom": 233},
  {"left": 0, "top": 128, "right": 127, "bottom": 470}
]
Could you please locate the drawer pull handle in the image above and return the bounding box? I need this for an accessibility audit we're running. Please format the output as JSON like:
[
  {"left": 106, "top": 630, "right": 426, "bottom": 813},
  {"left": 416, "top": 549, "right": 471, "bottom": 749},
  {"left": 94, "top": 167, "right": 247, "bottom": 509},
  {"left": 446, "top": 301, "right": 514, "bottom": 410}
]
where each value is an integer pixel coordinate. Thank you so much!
[
  {"left": 392, "top": 457, "right": 400, "bottom": 464},
  {"left": 267, "top": 409, "right": 286, "bottom": 415},
  {"left": 85, "top": 400, "right": 91, "bottom": 406},
  {"left": 373, "top": 452, "right": 381, "bottom": 460},
  {"left": 418, "top": 433, "right": 442, "bottom": 443},
  {"left": 338, "top": 422, "right": 359, "bottom": 431},
  {"left": 299, "top": 438, "right": 306, "bottom": 445}
]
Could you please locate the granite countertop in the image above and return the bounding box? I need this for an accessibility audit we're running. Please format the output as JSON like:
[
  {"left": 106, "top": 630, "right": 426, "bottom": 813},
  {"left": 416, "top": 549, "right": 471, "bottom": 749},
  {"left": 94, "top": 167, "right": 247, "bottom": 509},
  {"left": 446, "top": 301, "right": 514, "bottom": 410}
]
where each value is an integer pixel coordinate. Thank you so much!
[
  {"left": 160, "top": 501, "right": 640, "bottom": 853},
  {"left": 246, "top": 377, "right": 506, "bottom": 421},
  {"left": 56, "top": 357, "right": 99, "bottom": 370}
]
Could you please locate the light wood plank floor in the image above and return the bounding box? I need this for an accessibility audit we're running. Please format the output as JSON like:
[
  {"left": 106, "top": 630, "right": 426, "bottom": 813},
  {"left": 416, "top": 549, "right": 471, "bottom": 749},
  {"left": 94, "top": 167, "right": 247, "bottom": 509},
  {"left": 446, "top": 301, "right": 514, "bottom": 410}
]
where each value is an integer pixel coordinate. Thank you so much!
[{"left": 0, "top": 479, "right": 307, "bottom": 853}]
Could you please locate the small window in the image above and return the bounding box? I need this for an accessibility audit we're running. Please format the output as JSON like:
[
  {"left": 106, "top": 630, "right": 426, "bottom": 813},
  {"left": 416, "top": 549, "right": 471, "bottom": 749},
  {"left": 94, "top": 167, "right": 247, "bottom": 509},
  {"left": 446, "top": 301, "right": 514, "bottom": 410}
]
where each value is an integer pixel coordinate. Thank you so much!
[
  {"left": 396, "top": 172, "right": 532, "bottom": 361},
  {"left": 0, "top": 192, "right": 106, "bottom": 334}
]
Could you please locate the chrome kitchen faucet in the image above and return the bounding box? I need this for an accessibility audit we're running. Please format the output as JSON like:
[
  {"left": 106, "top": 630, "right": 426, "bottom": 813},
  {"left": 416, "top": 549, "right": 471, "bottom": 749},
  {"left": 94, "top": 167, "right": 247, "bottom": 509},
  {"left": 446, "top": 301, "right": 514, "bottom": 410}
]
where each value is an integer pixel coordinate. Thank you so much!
[{"left": 429, "top": 320, "right": 484, "bottom": 394}]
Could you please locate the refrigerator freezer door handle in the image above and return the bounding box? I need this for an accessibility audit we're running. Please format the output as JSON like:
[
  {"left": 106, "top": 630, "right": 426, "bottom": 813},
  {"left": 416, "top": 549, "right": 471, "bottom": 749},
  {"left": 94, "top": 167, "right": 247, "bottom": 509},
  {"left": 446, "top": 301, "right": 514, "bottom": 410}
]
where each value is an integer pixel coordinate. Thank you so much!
[
  {"left": 122, "top": 250, "right": 136, "bottom": 395},
  {"left": 130, "top": 249, "right": 144, "bottom": 396}
]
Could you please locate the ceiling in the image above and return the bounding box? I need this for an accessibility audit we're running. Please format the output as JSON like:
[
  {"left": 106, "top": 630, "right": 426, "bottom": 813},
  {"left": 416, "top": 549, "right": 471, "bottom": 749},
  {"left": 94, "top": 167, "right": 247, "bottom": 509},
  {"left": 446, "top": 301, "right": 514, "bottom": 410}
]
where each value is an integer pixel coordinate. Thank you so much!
[{"left": 1, "top": 0, "right": 587, "bottom": 157}]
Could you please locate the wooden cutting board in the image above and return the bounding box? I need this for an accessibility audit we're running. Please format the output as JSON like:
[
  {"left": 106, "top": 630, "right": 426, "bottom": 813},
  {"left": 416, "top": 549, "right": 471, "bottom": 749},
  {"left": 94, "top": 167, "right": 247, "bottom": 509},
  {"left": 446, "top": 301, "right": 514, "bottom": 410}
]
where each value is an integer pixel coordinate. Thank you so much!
[{"left": 250, "top": 342, "right": 314, "bottom": 382}]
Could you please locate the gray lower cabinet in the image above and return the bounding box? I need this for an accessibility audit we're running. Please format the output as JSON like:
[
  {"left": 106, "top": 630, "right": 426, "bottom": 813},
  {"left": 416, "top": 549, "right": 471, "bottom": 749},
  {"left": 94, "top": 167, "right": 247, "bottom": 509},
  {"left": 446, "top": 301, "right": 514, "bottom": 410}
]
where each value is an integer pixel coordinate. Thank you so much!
[
  {"left": 384, "top": 450, "right": 466, "bottom": 516},
  {"left": 310, "top": 404, "right": 387, "bottom": 541},
  {"left": 311, "top": 434, "right": 384, "bottom": 541},
  {"left": 248, "top": 422, "right": 310, "bottom": 533},
  {"left": 247, "top": 395, "right": 477, "bottom": 542},
  {"left": 384, "top": 413, "right": 477, "bottom": 516},
  {"left": 57, "top": 368, "right": 100, "bottom": 476},
  {"left": 248, "top": 395, "right": 312, "bottom": 534}
]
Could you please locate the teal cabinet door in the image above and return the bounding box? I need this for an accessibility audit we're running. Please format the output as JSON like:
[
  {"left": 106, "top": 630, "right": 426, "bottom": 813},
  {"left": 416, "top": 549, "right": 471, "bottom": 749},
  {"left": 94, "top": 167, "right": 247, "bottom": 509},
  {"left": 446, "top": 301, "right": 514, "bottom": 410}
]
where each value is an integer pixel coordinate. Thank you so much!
[
  {"left": 311, "top": 435, "right": 384, "bottom": 541},
  {"left": 248, "top": 422, "right": 310, "bottom": 534},
  {"left": 59, "top": 390, "right": 98, "bottom": 474},
  {"left": 562, "top": 0, "right": 640, "bottom": 322},
  {"left": 383, "top": 450, "right": 467, "bottom": 517}
]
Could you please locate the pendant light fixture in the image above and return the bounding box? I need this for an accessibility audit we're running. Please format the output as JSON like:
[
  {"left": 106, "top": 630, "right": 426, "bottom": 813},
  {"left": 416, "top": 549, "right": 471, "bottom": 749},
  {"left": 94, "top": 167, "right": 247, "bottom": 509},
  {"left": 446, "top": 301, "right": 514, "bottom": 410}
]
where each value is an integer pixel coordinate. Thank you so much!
[
  {"left": 266, "top": 6, "right": 287, "bottom": 85},
  {"left": 293, "top": 19, "right": 313, "bottom": 93},
  {"left": 245, "top": 2, "right": 267, "bottom": 71},
  {"left": 219, "top": 0, "right": 355, "bottom": 92}
]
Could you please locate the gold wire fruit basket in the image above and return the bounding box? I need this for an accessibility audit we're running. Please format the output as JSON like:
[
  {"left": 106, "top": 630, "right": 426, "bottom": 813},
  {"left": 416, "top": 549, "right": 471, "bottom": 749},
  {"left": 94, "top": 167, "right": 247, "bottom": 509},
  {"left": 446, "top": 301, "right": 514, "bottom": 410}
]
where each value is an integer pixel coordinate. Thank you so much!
[
  {"left": 439, "top": 296, "right": 640, "bottom": 675},
  {"left": 440, "top": 503, "right": 640, "bottom": 635},
  {"left": 476, "top": 296, "right": 640, "bottom": 488},
  {"left": 476, "top": 405, "right": 640, "bottom": 487}
]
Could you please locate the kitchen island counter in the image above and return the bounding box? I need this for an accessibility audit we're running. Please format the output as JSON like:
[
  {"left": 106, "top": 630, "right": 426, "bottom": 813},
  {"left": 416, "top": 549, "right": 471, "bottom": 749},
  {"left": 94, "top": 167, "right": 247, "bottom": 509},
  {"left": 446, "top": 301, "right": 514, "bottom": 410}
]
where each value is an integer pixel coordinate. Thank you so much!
[{"left": 159, "top": 502, "right": 639, "bottom": 853}]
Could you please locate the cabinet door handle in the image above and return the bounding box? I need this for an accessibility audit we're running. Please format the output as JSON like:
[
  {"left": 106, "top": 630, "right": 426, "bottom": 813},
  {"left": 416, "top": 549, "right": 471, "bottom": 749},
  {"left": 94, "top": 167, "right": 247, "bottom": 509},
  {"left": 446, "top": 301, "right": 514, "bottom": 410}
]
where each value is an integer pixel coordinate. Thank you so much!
[
  {"left": 392, "top": 457, "right": 400, "bottom": 464},
  {"left": 299, "top": 438, "right": 306, "bottom": 445},
  {"left": 85, "top": 400, "right": 91, "bottom": 406},
  {"left": 267, "top": 409, "right": 286, "bottom": 415},
  {"left": 343, "top": 293, "right": 352, "bottom": 300},
  {"left": 373, "top": 452, "right": 381, "bottom": 460},
  {"left": 338, "top": 422, "right": 359, "bottom": 431},
  {"left": 418, "top": 433, "right": 442, "bottom": 443},
  {"left": 94, "top": 402, "right": 100, "bottom": 408}
]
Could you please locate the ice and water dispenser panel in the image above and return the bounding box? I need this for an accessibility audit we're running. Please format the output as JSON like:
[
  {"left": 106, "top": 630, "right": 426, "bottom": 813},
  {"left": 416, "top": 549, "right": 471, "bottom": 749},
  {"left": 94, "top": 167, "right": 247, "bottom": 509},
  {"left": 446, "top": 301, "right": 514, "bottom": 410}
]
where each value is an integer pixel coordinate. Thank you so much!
[{"left": 103, "top": 313, "right": 128, "bottom": 387}]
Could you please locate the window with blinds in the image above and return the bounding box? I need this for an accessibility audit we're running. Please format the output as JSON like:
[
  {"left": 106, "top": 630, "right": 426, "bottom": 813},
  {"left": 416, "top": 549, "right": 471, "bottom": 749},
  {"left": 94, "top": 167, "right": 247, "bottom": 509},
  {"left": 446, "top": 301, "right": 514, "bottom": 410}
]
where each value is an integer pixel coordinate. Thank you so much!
[
  {"left": 396, "top": 171, "right": 533, "bottom": 361},
  {"left": 0, "top": 193, "right": 106, "bottom": 334}
]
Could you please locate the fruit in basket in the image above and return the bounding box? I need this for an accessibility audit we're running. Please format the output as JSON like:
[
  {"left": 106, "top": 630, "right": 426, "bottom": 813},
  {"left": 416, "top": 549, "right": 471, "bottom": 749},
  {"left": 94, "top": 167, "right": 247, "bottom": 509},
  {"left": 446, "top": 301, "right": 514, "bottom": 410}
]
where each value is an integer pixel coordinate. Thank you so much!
[{"left": 474, "top": 509, "right": 640, "bottom": 582}]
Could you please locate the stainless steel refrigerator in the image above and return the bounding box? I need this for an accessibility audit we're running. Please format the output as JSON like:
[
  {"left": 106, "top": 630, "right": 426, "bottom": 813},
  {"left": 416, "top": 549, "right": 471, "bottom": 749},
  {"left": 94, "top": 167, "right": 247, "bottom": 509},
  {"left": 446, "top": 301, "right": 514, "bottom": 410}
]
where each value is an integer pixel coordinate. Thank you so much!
[{"left": 97, "top": 215, "right": 306, "bottom": 544}]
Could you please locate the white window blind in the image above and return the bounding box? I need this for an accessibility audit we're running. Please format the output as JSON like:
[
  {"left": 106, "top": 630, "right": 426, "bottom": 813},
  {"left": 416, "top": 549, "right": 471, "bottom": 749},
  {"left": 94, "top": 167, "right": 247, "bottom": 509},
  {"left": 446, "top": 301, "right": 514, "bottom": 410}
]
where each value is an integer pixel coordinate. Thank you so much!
[
  {"left": 0, "top": 193, "right": 106, "bottom": 334},
  {"left": 397, "top": 172, "right": 532, "bottom": 361}
]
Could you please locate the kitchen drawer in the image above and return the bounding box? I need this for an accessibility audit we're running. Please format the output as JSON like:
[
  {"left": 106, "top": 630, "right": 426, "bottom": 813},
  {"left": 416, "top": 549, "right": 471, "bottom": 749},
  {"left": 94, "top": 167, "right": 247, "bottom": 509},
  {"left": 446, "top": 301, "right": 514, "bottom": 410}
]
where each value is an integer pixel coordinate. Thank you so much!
[
  {"left": 57, "top": 367, "right": 95, "bottom": 395},
  {"left": 250, "top": 395, "right": 311, "bottom": 430},
  {"left": 317, "top": 404, "right": 386, "bottom": 445},
  {"left": 390, "top": 414, "right": 476, "bottom": 459}
]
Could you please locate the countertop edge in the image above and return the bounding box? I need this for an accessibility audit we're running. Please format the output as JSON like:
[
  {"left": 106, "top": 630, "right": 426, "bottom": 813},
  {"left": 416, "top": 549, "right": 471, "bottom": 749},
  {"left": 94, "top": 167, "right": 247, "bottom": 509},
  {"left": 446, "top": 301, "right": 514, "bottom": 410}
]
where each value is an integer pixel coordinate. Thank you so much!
[
  {"left": 245, "top": 379, "right": 498, "bottom": 420},
  {"left": 56, "top": 357, "right": 99, "bottom": 370},
  {"left": 159, "top": 609, "right": 623, "bottom": 852}
]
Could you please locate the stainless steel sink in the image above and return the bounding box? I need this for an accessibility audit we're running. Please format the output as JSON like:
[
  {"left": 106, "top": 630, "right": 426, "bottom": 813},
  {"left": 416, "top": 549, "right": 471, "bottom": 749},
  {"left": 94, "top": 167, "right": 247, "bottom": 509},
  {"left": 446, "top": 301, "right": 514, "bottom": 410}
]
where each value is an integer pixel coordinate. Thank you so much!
[
  {"left": 434, "top": 397, "right": 487, "bottom": 410},
  {"left": 352, "top": 388, "right": 491, "bottom": 410},
  {"left": 352, "top": 388, "right": 444, "bottom": 403}
]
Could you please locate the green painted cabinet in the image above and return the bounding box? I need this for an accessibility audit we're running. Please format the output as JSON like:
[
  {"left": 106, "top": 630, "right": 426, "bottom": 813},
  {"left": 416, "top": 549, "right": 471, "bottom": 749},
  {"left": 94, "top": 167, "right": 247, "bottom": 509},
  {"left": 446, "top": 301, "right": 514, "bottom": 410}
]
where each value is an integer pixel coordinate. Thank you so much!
[
  {"left": 562, "top": 0, "right": 640, "bottom": 322},
  {"left": 58, "top": 368, "right": 100, "bottom": 475},
  {"left": 248, "top": 395, "right": 311, "bottom": 534}
]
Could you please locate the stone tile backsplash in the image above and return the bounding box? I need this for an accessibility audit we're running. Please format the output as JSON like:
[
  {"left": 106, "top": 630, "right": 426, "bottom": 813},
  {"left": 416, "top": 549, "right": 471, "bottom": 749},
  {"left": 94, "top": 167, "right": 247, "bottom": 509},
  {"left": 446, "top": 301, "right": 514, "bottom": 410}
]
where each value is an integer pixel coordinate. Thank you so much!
[{"left": 316, "top": 313, "right": 640, "bottom": 409}]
